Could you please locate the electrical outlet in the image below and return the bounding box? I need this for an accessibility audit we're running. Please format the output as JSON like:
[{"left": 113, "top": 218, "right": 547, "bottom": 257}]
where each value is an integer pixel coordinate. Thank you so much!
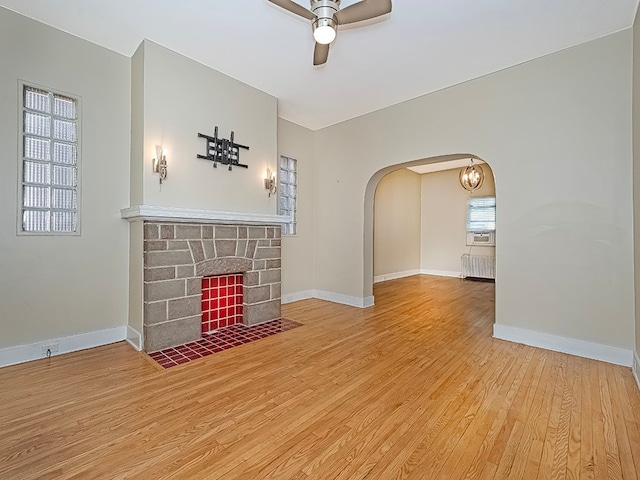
[{"left": 41, "top": 343, "right": 59, "bottom": 355}]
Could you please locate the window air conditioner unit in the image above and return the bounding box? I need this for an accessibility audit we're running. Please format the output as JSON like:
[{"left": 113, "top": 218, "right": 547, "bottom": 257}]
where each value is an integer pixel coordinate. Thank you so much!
[{"left": 466, "top": 231, "right": 495, "bottom": 246}]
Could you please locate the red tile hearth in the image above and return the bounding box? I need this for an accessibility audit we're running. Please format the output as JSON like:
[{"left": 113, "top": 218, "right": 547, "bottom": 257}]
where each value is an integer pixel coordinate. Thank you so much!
[
  {"left": 148, "top": 318, "right": 302, "bottom": 369},
  {"left": 201, "top": 273, "right": 243, "bottom": 333}
]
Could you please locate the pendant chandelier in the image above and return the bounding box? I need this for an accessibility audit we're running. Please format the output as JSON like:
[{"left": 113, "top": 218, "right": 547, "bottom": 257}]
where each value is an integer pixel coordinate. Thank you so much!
[{"left": 459, "top": 159, "right": 485, "bottom": 192}]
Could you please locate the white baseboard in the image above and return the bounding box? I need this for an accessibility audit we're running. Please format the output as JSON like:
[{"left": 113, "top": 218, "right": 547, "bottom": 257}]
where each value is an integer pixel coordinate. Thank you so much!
[
  {"left": 126, "top": 326, "right": 143, "bottom": 351},
  {"left": 493, "top": 324, "right": 633, "bottom": 367},
  {"left": 420, "top": 269, "right": 461, "bottom": 278},
  {"left": 282, "top": 289, "right": 374, "bottom": 308},
  {"left": 373, "top": 269, "right": 462, "bottom": 282},
  {"left": 281, "top": 290, "right": 315, "bottom": 304},
  {"left": 0, "top": 325, "right": 128, "bottom": 368},
  {"left": 314, "top": 290, "right": 374, "bottom": 308},
  {"left": 362, "top": 295, "right": 375, "bottom": 308},
  {"left": 633, "top": 351, "right": 640, "bottom": 392},
  {"left": 373, "top": 269, "right": 421, "bottom": 284}
]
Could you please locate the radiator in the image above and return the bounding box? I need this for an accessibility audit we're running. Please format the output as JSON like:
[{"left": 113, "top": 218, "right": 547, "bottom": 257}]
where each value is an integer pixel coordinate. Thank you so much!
[{"left": 461, "top": 254, "right": 495, "bottom": 280}]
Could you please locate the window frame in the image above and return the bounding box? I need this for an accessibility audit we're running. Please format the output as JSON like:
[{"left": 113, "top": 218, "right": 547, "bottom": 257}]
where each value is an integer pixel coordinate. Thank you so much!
[
  {"left": 17, "top": 80, "right": 82, "bottom": 236},
  {"left": 277, "top": 155, "right": 297, "bottom": 236}
]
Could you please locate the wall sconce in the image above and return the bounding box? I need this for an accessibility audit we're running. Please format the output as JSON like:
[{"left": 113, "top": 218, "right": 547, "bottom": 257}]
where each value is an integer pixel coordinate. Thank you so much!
[
  {"left": 264, "top": 169, "right": 277, "bottom": 197},
  {"left": 459, "top": 158, "right": 484, "bottom": 192},
  {"left": 153, "top": 146, "right": 167, "bottom": 184}
]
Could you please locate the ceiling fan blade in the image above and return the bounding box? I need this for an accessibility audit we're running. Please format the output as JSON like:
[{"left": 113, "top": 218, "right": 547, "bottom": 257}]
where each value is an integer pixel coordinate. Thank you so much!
[
  {"left": 335, "top": 0, "right": 392, "bottom": 25},
  {"left": 268, "top": 0, "right": 315, "bottom": 20},
  {"left": 313, "top": 42, "right": 329, "bottom": 66}
]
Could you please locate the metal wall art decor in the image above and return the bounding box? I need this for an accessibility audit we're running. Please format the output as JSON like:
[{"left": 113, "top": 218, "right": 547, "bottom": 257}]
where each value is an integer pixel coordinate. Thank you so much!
[{"left": 197, "top": 126, "right": 250, "bottom": 171}]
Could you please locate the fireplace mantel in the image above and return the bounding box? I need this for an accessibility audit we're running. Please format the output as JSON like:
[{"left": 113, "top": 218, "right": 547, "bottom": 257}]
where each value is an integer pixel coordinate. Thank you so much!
[{"left": 121, "top": 205, "right": 291, "bottom": 226}]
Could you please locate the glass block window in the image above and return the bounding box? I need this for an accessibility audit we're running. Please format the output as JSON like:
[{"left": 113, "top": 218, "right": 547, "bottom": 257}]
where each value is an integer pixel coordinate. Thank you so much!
[
  {"left": 21, "top": 85, "right": 79, "bottom": 234},
  {"left": 278, "top": 155, "right": 297, "bottom": 235}
]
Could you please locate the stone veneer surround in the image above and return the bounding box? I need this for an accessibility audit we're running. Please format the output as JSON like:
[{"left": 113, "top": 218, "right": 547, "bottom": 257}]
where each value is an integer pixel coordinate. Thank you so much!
[{"left": 143, "top": 221, "right": 281, "bottom": 352}]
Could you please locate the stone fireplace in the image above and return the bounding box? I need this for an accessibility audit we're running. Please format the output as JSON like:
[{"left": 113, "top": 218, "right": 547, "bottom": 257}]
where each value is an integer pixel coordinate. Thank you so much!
[{"left": 142, "top": 221, "right": 282, "bottom": 352}]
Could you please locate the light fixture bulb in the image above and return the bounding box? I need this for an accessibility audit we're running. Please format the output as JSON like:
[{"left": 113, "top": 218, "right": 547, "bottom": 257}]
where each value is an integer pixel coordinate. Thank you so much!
[
  {"left": 314, "top": 25, "right": 336, "bottom": 44},
  {"left": 153, "top": 145, "right": 168, "bottom": 184},
  {"left": 265, "top": 168, "right": 277, "bottom": 197}
]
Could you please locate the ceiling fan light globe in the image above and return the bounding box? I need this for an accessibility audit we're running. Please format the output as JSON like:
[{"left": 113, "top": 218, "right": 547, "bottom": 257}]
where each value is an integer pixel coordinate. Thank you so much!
[{"left": 314, "top": 25, "right": 336, "bottom": 44}]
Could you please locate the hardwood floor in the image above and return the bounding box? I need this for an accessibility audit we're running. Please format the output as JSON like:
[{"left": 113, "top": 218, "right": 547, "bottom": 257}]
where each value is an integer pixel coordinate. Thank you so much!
[{"left": 1, "top": 275, "right": 639, "bottom": 479}]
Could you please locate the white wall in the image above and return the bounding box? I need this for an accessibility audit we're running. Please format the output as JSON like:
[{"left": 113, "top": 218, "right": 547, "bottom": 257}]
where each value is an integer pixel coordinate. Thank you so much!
[
  {"left": 136, "top": 40, "right": 278, "bottom": 214},
  {"left": 373, "top": 169, "right": 421, "bottom": 278},
  {"left": 277, "top": 118, "right": 315, "bottom": 297},
  {"left": 313, "top": 31, "right": 634, "bottom": 350},
  {"left": 421, "top": 166, "right": 495, "bottom": 275},
  {"left": 0, "top": 8, "right": 131, "bottom": 349}
]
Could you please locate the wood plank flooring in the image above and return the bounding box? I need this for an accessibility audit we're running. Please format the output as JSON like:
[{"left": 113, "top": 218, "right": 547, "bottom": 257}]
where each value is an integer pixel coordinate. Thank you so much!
[{"left": 1, "top": 275, "right": 639, "bottom": 479}]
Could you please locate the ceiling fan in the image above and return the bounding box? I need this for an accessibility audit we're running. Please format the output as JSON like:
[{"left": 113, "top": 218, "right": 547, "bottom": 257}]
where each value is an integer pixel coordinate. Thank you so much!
[{"left": 268, "top": 0, "right": 392, "bottom": 66}]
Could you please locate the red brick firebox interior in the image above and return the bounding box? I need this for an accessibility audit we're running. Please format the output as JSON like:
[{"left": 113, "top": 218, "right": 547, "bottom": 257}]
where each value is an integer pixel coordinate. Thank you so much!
[{"left": 201, "top": 273, "right": 243, "bottom": 333}]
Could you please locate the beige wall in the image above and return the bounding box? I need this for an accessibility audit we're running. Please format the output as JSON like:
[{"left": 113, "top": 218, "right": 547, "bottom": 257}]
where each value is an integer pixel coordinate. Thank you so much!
[
  {"left": 277, "top": 118, "right": 316, "bottom": 297},
  {"left": 633, "top": 6, "right": 640, "bottom": 359},
  {"left": 128, "top": 43, "right": 145, "bottom": 337},
  {"left": 130, "top": 43, "right": 145, "bottom": 208},
  {"left": 314, "top": 31, "right": 634, "bottom": 349},
  {"left": 421, "top": 166, "right": 495, "bottom": 274},
  {"left": 137, "top": 40, "right": 278, "bottom": 214},
  {"left": 373, "top": 169, "right": 421, "bottom": 278},
  {"left": 0, "top": 8, "right": 131, "bottom": 348}
]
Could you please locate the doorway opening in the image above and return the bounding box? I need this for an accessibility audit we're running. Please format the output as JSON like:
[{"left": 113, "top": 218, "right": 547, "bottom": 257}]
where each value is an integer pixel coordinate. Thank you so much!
[{"left": 365, "top": 154, "right": 496, "bottom": 324}]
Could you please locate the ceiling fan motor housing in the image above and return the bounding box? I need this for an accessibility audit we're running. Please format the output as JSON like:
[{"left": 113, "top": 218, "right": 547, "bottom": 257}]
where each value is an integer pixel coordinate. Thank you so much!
[
  {"left": 312, "top": 0, "right": 339, "bottom": 32},
  {"left": 268, "top": 0, "right": 391, "bottom": 64}
]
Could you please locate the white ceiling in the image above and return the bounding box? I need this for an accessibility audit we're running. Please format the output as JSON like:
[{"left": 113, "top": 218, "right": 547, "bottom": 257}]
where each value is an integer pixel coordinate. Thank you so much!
[{"left": 1, "top": 0, "right": 637, "bottom": 130}]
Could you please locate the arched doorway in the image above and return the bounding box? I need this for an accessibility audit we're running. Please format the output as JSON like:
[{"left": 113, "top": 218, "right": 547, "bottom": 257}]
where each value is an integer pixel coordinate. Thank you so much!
[{"left": 364, "top": 154, "right": 496, "bottom": 305}]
